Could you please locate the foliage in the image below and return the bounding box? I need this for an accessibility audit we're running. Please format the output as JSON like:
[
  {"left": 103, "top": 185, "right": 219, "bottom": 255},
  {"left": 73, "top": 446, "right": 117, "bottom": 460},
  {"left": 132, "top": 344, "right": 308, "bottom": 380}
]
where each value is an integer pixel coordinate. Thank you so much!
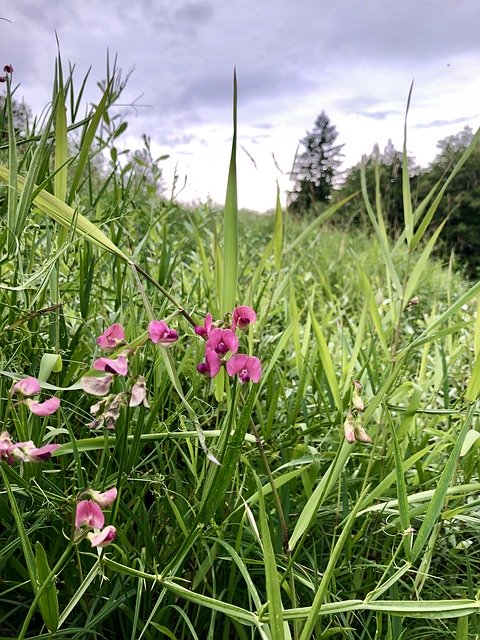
[
  {"left": 1, "top": 57, "right": 480, "bottom": 640},
  {"left": 288, "top": 111, "right": 344, "bottom": 214}
]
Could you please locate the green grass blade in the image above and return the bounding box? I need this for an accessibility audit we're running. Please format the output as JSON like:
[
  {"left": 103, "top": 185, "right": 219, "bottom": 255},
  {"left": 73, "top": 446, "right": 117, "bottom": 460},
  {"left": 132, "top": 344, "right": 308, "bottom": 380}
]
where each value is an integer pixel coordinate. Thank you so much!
[
  {"left": 402, "top": 81, "right": 414, "bottom": 246},
  {"left": 274, "top": 183, "right": 283, "bottom": 270},
  {"left": 309, "top": 301, "right": 342, "bottom": 412},
  {"left": 34, "top": 542, "right": 59, "bottom": 633}
]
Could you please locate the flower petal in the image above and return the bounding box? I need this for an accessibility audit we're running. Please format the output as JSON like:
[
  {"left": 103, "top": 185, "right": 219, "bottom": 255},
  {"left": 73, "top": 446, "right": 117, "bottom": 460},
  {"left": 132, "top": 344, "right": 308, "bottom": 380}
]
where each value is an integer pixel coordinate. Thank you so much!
[
  {"left": 26, "top": 397, "right": 61, "bottom": 416},
  {"left": 81, "top": 374, "right": 115, "bottom": 396},
  {"left": 96, "top": 323, "right": 125, "bottom": 349},
  {"left": 12, "top": 376, "right": 42, "bottom": 396},
  {"left": 87, "top": 525, "right": 116, "bottom": 547},
  {"left": 75, "top": 500, "right": 105, "bottom": 529},
  {"left": 232, "top": 306, "right": 257, "bottom": 331},
  {"left": 148, "top": 320, "right": 178, "bottom": 346},
  {"left": 93, "top": 355, "right": 128, "bottom": 376}
]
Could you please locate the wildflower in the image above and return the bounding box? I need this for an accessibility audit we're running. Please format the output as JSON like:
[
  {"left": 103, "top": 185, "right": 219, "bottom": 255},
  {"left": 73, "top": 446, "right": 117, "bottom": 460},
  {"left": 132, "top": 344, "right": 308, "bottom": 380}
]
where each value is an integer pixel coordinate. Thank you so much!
[
  {"left": 206, "top": 328, "right": 239, "bottom": 356},
  {"left": 12, "top": 376, "right": 42, "bottom": 396},
  {"left": 25, "top": 396, "right": 61, "bottom": 416},
  {"left": 82, "top": 487, "right": 118, "bottom": 508},
  {"left": 3, "top": 64, "right": 13, "bottom": 73},
  {"left": 197, "top": 348, "right": 222, "bottom": 378},
  {"left": 0, "top": 432, "right": 14, "bottom": 464},
  {"left": 231, "top": 306, "right": 257, "bottom": 331},
  {"left": 87, "top": 525, "right": 116, "bottom": 547},
  {"left": 195, "top": 313, "right": 213, "bottom": 338},
  {"left": 352, "top": 380, "right": 365, "bottom": 413},
  {"left": 81, "top": 373, "right": 115, "bottom": 396},
  {"left": 343, "top": 412, "right": 372, "bottom": 444},
  {"left": 88, "top": 393, "right": 124, "bottom": 430},
  {"left": 75, "top": 500, "right": 105, "bottom": 530},
  {"left": 96, "top": 323, "right": 125, "bottom": 349},
  {"left": 10, "top": 441, "right": 59, "bottom": 463},
  {"left": 129, "top": 376, "right": 150, "bottom": 407},
  {"left": 148, "top": 320, "right": 178, "bottom": 346},
  {"left": 226, "top": 354, "right": 262, "bottom": 383},
  {"left": 93, "top": 355, "right": 128, "bottom": 376}
]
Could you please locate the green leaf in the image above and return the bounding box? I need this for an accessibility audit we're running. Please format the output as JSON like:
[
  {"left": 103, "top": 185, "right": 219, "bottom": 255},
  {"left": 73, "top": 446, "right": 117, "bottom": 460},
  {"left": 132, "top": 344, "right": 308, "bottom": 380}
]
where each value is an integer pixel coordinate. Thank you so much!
[{"left": 35, "top": 542, "right": 59, "bottom": 633}]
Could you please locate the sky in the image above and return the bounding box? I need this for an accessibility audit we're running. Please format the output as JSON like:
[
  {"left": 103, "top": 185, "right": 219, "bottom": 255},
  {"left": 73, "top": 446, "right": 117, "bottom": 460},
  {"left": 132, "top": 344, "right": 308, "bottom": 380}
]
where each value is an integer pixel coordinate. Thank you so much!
[{"left": 2, "top": 0, "right": 480, "bottom": 211}]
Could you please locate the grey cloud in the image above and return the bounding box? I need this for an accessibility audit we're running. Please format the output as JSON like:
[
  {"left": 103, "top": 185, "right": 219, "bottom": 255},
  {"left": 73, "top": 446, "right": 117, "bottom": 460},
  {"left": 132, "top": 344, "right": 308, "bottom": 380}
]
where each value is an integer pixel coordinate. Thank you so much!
[
  {"left": 359, "top": 110, "right": 400, "bottom": 120},
  {"left": 174, "top": 2, "right": 214, "bottom": 25},
  {"left": 414, "top": 115, "right": 480, "bottom": 129}
]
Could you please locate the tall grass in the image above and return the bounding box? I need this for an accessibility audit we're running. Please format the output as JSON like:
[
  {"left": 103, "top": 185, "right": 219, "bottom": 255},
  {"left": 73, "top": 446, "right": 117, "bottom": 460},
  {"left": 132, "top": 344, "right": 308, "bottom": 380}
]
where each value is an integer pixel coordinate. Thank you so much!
[{"left": 1, "top": 57, "right": 480, "bottom": 640}]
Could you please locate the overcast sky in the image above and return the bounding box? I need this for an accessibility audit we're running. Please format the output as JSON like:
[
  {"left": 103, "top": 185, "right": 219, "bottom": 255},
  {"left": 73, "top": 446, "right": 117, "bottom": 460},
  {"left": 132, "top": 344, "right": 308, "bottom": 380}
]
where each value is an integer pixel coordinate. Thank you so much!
[{"left": 2, "top": 1, "right": 480, "bottom": 211}]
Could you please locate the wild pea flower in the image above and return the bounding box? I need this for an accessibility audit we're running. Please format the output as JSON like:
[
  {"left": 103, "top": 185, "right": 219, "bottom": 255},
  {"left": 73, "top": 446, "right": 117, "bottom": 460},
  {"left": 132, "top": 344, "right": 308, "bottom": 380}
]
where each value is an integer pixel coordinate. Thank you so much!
[
  {"left": 148, "top": 320, "right": 178, "bottom": 346},
  {"left": 96, "top": 323, "right": 125, "bottom": 349},
  {"left": 0, "top": 432, "right": 14, "bottom": 464},
  {"left": 129, "top": 376, "right": 150, "bottom": 407},
  {"left": 343, "top": 412, "right": 372, "bottom": 444},
  {"left": 12, "top": 376, "right": 42, "bottom": 396},
  {"left": 197, "top": 348, "right": 221, "bottom": 378},
  {"left": 195, "top": 313, "right": 213, "bottom": 338},
  {"left": 74, "top": 496, "right": 116, "bottom": 548},
  {"left": 226, "top": 354, "right": 262, "bottom": 383},
  {"left": 0, "top": 432, "right": 59, "bottom": 464},
  {"left": 81, "top": 373, "right": 115, "bottom": 397},
  {"left": 93, "top": 355, "right": 128, "bottom": 376},
  {"left": 206, "top": 328, "right": 239, "bottom": 356},
  {"left": 87, "top": 525, "right": 116, "bottom": 547},
  {"left": 25, "top": 396, "right": 61, "bottom": 416},
  {"left": 88, "top": 393, "right": 124, "bottom": 430},
  {"left": 231, "top": 306, "right": 257, "bottom": 331},
  {"left": 75, "top": 500, "right": 105, "bottom": 531},
  {"left": 82, "top": 487, "right": 117, "bottom": 508}
]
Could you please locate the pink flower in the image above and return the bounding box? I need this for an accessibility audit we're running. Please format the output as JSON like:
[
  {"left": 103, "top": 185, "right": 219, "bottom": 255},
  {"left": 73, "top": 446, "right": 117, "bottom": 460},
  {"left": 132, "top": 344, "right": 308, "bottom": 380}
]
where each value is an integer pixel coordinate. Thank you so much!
[
  {"left": 232, "top": 306, "right": 257, "bottom": 331},
  {"left": 93, "top": 355, "right": 128, "bottom": 376},
  {"left": 96, "top": 323, "right": 125, "bottom": 349},
  {"left": 87, "top": 525, "right": 116, "bottom": 547},
  {"left": 26, "top": 396, "right": 61, "bottom": 416},
  {"left": 197, "top": 348, "right": 222, "bottom": 378},
  {"left": 148, "top": 320, "right": 178, "bottom": 346},
  {"left": 129, "top": 376, "right": 150, "bottom": 407},
  {"left": 226, "top": 355, "right": 262, "bottom": 383},
  {"left": 0, "top": 432, "right": 14, "bottom": 464},
  {"left": 12, "top": 377, "right": 41, "bottom": 396},
  {"left": 81, "top": 374, "right": 115, "bottom": 396},
  {"left": 11, "top": 441, "right": 59, "bottom": 462},
  {"left": 75, "top": 500, "right": 105, "bottom": 530},
  {"left": 206, "top": 328, "right": 239, "bottom": 356},
  {"left": 83, "top": 487, "right": 118, "bottom": 508},
  {"left": 195, "top": 313, "right": 213, "bottom": 338}
]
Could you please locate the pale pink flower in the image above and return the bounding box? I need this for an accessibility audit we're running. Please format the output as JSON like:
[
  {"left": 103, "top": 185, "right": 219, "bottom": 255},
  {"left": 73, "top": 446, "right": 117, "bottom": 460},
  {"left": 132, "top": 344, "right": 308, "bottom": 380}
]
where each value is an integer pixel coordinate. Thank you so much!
[
  {"left": 10, "top": 441, "right": 59, "bottom": 462},
  {"left": 197, "top": 348, "right": 222, "bottom": 378},
  {"left": 231, "top": 306, "right": 257, "bottom": 331},
  {"left": 148, "top": 320, "right": 178, "bottom": 346},
  {"left": 12, "top": 377, "right": 41, "bottom": 396},
  {"left": 0, "top": 432, "right": 14, "bottom": 464},
  {"left": 26, "top": 397, "right": 60, "bottom": 416},
  {"left": 129, "top": 376, "right": 150, "bottom": 408},
  {"left": 96, "top": 323, "right": 125, "bottom": 349},
  {"left": 83, "top": 487, "right": 118, "bottom": 508},
  {"left": 195, "top": 313, "right": 213, "bottom": 338},
  {"left": 226, "top": 354, "right": 262, "bottom": 383},
  {"left": 81, "top": 374, "right": 115, "bottom": 396},
  {"left": 206, "top": 328, "right": 239, "bottom": 355},
  {"left": 75, "top": 500, "right": 105, "bottom": 529},
  {"left": 93, "top": 355, "right": 128, "bottom": 376},
  {"left": 87, "top": 525, "right": 116, "bottom": 547}
]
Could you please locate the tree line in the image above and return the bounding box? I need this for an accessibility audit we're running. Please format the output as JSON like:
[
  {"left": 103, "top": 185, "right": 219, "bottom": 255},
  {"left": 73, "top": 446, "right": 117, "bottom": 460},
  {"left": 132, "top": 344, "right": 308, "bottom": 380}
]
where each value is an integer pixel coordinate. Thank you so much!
[{"left": 288, "top": 112, "right": 480, "bottom": 277}]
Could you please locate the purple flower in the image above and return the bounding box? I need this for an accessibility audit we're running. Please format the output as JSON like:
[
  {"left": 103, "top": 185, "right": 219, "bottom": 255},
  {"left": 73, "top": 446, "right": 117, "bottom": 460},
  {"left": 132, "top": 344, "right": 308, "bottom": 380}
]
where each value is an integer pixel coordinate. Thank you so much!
[
  {"left": 96, "top": 323, "right": 125, "bottom": 349},
  {"left": 93, "top": 355, "right": 128, "bottom": 376},
  {"left": 129, "top": 376, "right": 150, "bottom": 408},
  {"left": 195, "top": 313, "right": 213, "bottom": 338},
  {"left": 148, "top": 320, "right": 178, "bottom": 346},
  {"left": 81, "top": 373, "right": 115, "bottom": 396},
  {"left": 12, "top": 376, "right": 42, "bottom": 396},
  {"left": 26, "top": 397, "right": 61, "bottom": 416},
  {"left": 75, "top": 500, "right": 105, "bottom": 530},
  {"left": 206, "top": 328, "right": 239, "bottom": 356},
  {"left": 82, "top": 487, "right": 118, "bottom": 508},
  {"left": 197, "top": 348, "right": 222, "bottom": 378},
  {"left": 87, "top": 525, "right": 116, "bottom": 547},
  {"left": 3, "top": 64, "right": 13, "bottom": 74},
  {"left": 226, "top": 354, "right": 262, "bottom": 383},
  {"left": 231, "top": 306, "right": 257, "bottom": 331}
]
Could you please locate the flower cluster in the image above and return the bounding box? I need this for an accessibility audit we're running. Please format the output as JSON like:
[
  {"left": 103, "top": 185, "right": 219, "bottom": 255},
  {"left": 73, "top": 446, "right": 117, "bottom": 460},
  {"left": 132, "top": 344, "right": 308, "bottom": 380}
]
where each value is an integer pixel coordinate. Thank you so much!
[
  {"left": 0, "top": 64, "right": 13, "bottom": 83},
  {"left": 81, "top": 320, "right": 176, "bottom": 429},
  {"left": 74, "top": 487, "right": 117, "bottom": 547},
  {"left": 0, "top": 431, "right": 59, "bottom": 465},
  {"left": 343, "top": 380, "right": 372, "bottom": 444},
  {"left": 11, "top": 376, "right": 61, "bottom": 416},
  {"left": 195, "top": 306, "right": 262, "bottom": 383}
]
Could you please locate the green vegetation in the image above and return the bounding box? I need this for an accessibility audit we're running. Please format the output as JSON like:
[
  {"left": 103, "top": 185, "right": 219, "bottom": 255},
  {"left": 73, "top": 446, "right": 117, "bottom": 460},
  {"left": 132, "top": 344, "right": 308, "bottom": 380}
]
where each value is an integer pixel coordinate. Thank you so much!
[{"left": 2, "top": 58, "right": 480, "bottom": 640}]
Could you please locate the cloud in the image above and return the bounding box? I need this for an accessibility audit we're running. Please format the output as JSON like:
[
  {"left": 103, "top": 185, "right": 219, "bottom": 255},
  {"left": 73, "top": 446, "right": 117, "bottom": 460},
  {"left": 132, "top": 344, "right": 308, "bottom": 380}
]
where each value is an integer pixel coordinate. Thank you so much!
[{"left": 414, "top": 115, "right": 480, "bottom": 129}]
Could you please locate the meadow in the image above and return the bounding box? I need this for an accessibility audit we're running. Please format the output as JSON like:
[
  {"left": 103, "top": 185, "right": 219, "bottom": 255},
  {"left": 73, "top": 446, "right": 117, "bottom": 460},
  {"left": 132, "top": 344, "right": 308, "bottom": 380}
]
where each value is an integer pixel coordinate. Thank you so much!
[{"left": 1, "top": 59, "right": 480, "bottom": 639}]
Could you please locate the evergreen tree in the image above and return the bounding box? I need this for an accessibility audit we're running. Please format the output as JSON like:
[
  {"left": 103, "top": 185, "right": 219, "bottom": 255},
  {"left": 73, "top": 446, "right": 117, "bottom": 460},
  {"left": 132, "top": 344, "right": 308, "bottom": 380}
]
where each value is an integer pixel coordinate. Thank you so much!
[{"left": 288, "top": 111, "right": 344, "bottom": 213}]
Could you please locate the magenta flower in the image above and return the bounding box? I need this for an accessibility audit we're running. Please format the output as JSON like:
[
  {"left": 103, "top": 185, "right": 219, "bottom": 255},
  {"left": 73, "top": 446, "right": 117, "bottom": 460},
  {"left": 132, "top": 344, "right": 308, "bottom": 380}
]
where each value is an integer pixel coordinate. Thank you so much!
[
  {"left": 206, "top": 328, "right": 239, "bottom": 355},
  {"left": 87, "top": 525, "right": 116, "bottom": 547},
  {"left": 11, "top": 441, "right": 59, "bottom": 463},
  {"left": 93, "top": 355, "right": 128, "bottom": 376},
  {"left": 195, "top": 313, "right": 213, "bottom": 338},
  {"left": 96, "top": 323, "right": 125, "bottom": 349},
  {"left": 75, "top": 500, "right": 105, "bottom": 530},
  {"left": 12, "top": 376, "right": 42, "bottom": 396},
  {"left": 197, "top": 348, "right": 222, "bottom": 378},
  {"left": 148, "top": 320, "right": 178, "bottom": 346},
  {"left": 81, "top": 373, "right": 115, "bottom": 396},
  {"left": 232, "top": 306, "right": 257, "bottom": 331},
  {"left": 4, "top": 64, "right": 14, "bottom": 74},
  {"left": 83, "top": 487, "right": 118, "bottom": 508},
  {"left": 129, "top": 376, "right": 150, "bottom": 407},
  {"left": 226, "top": 354, "right": 262, "bottom": 383},
  {"left": 26, "top": 396, "right": 61, "bottom": 416}
]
